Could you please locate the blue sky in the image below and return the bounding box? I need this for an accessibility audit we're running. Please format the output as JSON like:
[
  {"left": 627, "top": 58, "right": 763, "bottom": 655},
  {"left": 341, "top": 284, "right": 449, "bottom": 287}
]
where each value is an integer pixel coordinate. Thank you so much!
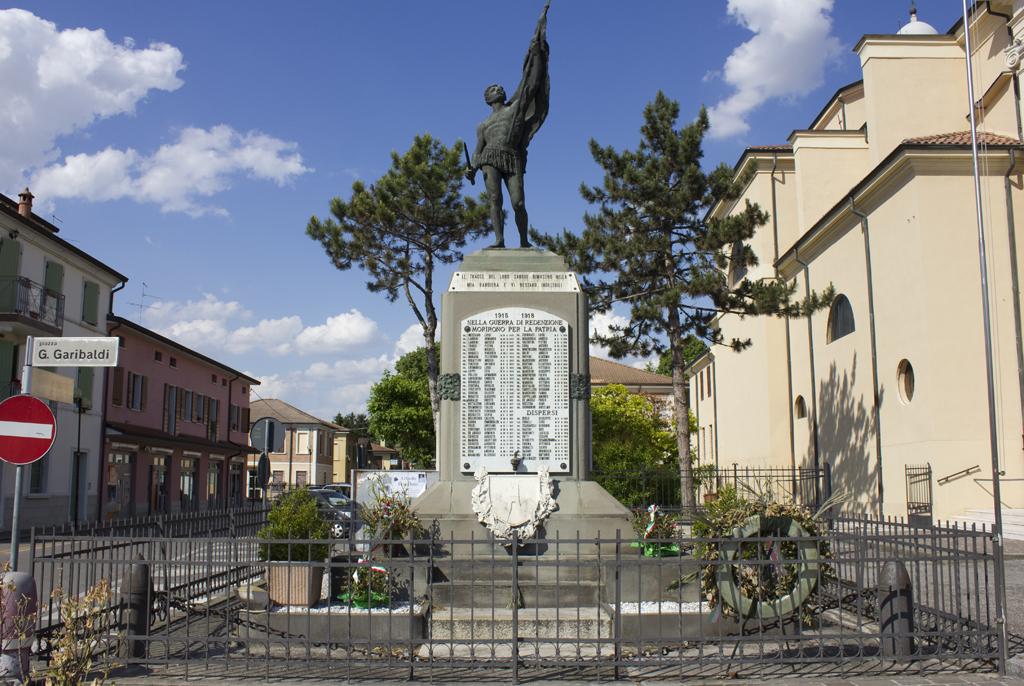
[{"left": 0, "top": 1, "right": 969, "bottom": 422}]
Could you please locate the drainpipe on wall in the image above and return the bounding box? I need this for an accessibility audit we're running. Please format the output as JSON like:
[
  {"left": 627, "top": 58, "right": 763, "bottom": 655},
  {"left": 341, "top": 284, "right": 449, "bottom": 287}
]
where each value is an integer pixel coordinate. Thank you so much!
[
  {"left": 848, "top": 196, "right": 884, "bottom": 519},
  {"left": 771, "top": 153, "right": 798, "bottom": 471},
  {"left": 793, "top": 247, "right": 820, "bottom": 477},
  {"left": 100, "top": 318, "right": 123, "bottom": 519},
  {"left": 711, "top": 356, "right": 719, "bottom": 474},
  {"left": 1003, "top": 149, "right": 1024, "bottom": 456}
]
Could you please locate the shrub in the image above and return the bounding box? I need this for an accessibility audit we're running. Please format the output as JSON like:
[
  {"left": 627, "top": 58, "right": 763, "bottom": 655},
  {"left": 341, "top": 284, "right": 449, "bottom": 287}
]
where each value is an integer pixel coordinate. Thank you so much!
[{"left": 258, "top": 487, "right": 330, "bottom": 561}]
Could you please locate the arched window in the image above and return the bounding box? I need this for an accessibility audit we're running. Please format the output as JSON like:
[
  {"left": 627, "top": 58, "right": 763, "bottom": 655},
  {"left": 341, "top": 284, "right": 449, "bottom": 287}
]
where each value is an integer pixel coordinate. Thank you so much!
[
  {"left": 794, "top": 395, "right": 807, "bottom": 419},
  {"left": 826, "top": 294, "right": 855, "bottom": 343}
]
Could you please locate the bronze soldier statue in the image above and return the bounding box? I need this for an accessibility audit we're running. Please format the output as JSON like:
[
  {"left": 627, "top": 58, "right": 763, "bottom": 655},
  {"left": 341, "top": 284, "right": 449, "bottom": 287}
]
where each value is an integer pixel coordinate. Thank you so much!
[{"left": 467, "top": 1, "right": 550, "bottom": 249}]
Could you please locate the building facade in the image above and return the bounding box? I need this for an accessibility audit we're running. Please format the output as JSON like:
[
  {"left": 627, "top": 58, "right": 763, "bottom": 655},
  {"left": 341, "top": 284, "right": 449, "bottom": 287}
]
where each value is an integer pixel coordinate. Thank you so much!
[
  {"left": 700, "top": 3, "right": 1024, "bottom": 521},
  {"left": 249, "top": 399, "right": 345, "bottom": 493},
  {"left": 0, "top": 189, "right": 127, "bottom": 529},
  {"left": 103, "top": 315, "right": 259, "bottom": 518}
]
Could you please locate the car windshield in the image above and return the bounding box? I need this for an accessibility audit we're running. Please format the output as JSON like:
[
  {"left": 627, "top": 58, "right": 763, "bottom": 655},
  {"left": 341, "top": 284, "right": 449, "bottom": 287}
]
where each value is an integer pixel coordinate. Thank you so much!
[{"left": 315, "top": 491, "right": 352, "bottom": 507}]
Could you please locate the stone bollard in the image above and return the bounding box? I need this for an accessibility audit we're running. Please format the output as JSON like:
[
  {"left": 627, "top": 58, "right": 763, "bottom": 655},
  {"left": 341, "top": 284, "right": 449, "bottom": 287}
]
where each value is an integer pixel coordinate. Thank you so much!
[
  {"left": 120, "top": 552, "right": 152, "bottom": 659},
  {"left": 878, "top": 559, "right": 915, "bottom": 658},
  {"left": 0, "top": 571, "right": 37, "bottom": 683}
]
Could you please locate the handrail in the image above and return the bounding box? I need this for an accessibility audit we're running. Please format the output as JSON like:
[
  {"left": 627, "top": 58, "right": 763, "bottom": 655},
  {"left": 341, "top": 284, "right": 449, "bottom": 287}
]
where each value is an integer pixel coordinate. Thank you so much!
[{"left": 937, "top": 464, "right": 981, "bottom": 485}]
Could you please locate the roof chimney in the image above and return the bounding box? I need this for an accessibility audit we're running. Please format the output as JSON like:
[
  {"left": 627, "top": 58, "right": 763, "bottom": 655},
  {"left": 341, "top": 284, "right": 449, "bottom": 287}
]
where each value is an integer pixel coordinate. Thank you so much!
[{"left": 17, "top": 188, "right": 33, "bottom": 218}]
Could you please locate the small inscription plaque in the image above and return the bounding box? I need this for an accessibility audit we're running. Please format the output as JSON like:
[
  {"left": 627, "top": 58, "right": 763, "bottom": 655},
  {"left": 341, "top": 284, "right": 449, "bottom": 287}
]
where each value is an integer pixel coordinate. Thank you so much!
[
  {"left": 449, "top": 272, "right": 580, "bottom": 292},
  {"left": 461, "top": 307, "right": 569, "bottom": 473}
]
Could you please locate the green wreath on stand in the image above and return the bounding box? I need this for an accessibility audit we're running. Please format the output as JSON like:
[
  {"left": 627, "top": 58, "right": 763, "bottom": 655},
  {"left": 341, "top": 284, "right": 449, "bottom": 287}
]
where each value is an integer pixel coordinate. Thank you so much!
[{"left": 715, "top": 514, "right": 820, "bottom": 620}]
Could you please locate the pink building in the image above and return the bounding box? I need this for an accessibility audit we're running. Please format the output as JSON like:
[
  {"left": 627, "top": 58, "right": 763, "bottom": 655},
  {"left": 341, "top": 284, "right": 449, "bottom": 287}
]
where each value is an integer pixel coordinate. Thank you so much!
[{"left": 102, "top": 315, "right": 259, "bottom": 519}]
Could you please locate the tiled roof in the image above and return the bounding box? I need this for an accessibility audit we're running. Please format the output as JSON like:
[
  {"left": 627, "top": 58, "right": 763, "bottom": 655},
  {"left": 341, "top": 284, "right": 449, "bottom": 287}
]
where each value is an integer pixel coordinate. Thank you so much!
[
  {"left": 249, "top": 398, "right": 347, "bottom": 430},
  {"left": 903, "top": 131, "right": 1022, "bottom": 146},
  {"left": 589, "top": 356, "right": 673, "bottom": 388}
]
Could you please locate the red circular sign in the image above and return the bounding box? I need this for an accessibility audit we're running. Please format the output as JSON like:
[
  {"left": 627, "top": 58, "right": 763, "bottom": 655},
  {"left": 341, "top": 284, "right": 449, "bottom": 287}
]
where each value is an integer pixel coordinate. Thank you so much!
[{"left": 0, "top": 395, "right": 57, "bottom": 465}]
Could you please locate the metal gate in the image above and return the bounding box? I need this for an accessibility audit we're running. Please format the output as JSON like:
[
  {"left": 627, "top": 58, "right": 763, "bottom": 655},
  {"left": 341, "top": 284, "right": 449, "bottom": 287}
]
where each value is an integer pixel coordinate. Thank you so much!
[{"left": 905, "top": 463, "right": 933, "bottom": 527}]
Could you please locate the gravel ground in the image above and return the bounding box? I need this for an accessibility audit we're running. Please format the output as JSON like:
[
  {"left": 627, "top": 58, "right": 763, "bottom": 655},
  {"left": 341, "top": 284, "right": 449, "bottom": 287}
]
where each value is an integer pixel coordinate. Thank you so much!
[{"left": 1001, "top": 538, "right": 1024, "bottom": 656}]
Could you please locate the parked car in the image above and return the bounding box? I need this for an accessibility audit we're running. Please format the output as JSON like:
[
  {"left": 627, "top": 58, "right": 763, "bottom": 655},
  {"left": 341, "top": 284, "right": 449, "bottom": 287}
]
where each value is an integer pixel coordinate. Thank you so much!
[
  {"left": 321, "top": 483, "right": 353, "bottom": 498},
  {"left": 308, "top": 487, "right": 360, "bottom": 538}
]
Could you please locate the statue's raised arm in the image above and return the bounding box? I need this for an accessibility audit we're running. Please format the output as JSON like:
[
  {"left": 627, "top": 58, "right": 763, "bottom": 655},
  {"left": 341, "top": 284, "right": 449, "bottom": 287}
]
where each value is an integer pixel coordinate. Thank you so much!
[{"left": 467, "top": 1, "right": 551, "bottom": 249}]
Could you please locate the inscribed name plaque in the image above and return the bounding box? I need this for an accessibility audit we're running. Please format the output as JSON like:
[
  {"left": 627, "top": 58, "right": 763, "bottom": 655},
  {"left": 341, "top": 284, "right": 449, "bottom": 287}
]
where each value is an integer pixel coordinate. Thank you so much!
[
  {"left": 449, "top": 272, "right": 580, "bottom": 292},
  {"left": 461, "top": 307, "right": 569, "bottom": 474}
]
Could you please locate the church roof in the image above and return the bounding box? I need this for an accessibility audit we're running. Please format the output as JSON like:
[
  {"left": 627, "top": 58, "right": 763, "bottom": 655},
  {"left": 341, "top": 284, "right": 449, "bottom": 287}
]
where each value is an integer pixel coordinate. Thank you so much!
[
  {"left": 903, "top": 131, "right": 1022, "bottom": 146},
  {"left": 590, "top": 356, "right": 672, "bottom": 389}
]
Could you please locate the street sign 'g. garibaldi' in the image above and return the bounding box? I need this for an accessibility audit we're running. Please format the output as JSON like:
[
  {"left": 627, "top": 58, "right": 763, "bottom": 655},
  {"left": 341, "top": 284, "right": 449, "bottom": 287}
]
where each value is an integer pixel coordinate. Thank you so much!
[{"left": 30, "top": 337, "right": 119, "bottom": 367}]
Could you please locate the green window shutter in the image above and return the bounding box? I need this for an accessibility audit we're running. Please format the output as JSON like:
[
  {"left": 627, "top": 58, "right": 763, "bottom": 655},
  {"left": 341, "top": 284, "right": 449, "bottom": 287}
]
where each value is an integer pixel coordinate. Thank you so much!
[
  {"left": 77, "top": 367, "right": 94, "bottom": 407},
  {"left": 82, "top": 281, "right": 99, "bottom": 325},
  {"left": 0, "top": 239, "right": 21, "bottom": 313},
  {"left": 44, "top": 261, "right": 63, "bottom": 294},
  {"left": 0, "top": 239, "right": 19, "bottom": 277},
  {"left": 0, "top": 340, "right": 14, "bottom": 391}
]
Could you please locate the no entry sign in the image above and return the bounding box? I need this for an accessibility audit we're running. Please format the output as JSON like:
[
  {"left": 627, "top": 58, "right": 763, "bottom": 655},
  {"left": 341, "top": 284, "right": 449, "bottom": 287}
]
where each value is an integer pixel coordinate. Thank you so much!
[{"left": 0, "top": 395, "right": 56, "bottom": 465}]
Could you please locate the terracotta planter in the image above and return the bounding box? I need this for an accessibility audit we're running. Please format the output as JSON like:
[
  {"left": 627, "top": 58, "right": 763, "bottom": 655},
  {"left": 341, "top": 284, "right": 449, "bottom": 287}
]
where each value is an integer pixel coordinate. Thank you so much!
[{"left": 267, "top": 562, "right": 325, "bottom": 608}]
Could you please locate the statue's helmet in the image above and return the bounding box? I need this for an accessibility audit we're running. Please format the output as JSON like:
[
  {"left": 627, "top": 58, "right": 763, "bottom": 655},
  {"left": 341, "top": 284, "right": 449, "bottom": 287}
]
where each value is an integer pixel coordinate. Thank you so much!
[{"left": 484, "top": 84, "right": 506, "bottom": 105}]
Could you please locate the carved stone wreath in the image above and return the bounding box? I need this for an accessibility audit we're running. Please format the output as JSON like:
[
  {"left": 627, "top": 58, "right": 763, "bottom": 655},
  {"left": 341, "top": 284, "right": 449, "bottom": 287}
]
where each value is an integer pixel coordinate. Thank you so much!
[
  {"left": 471, "top": 465, "right": 558, "bottom": 545},
  {"left": 437, "top": 373, "right": 461, "bottom": 401}
]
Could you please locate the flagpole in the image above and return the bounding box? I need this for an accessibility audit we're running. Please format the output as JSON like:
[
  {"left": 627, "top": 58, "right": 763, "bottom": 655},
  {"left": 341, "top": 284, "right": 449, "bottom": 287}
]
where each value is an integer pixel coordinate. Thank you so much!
[{"left": 962, "top": 0, "right": 1007, "bottom": 673}]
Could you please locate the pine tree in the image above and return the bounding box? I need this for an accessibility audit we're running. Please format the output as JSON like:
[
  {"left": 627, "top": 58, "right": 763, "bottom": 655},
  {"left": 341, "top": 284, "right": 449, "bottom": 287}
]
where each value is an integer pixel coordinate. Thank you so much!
[
  {"left": 533, "top": 93, "right": 831, "bottom": 515},
  {"left": 308, "top": 134, "right": 490, "bottom": 432}
]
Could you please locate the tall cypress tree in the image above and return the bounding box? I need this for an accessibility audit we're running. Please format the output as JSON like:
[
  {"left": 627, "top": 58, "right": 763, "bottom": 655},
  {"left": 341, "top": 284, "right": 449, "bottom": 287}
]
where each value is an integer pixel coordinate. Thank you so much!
[
  {"left": 534, "top": 92, "right": 831, "bottom": 514},
  {"left": 308, "top": 134, "right": 490, "bottom": 432}
]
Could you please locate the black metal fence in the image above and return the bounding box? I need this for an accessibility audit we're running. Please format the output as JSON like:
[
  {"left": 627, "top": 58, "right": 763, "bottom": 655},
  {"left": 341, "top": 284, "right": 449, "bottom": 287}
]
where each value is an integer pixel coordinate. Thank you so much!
[
  {"left": 40, "top": 503, "right": 271, "bottom": 539},
  {"left": 26, "top": 514, "right": 1001, "bottom": 682},
  {"left": 593, "top": 465, "right": 826, "bottom": 515}
]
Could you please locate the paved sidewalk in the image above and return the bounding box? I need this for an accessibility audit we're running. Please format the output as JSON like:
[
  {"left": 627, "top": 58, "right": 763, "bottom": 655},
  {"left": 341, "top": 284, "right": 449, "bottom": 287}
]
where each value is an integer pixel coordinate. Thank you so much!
[{"left": 104, "top": 667, "right": 1024, "bottom": 686}]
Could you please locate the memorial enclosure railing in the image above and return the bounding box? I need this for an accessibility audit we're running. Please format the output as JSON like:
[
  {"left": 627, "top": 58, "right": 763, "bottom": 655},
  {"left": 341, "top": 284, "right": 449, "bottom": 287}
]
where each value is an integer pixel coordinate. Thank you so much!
[
  {"left": 592, "top": 464, "right": 829, "bottom": 516},
  {"left": 25, "top": 514, "right": 1003, "bottom": 682}
]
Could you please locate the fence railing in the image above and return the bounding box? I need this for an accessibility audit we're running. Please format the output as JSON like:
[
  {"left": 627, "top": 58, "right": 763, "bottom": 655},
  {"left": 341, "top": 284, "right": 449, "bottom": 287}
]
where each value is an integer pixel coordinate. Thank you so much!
[
  {"left": 593, "top": 465, "right": 826, "bottom": 515},
  {"left": 0, "top": 276, "right": 64, "bottom": 328},
  {"left": 28, "top": 515, "right": 1000, "bottom": 682},
  {"left": 40, "top": 503, "right": 270, "bottom": 539}
]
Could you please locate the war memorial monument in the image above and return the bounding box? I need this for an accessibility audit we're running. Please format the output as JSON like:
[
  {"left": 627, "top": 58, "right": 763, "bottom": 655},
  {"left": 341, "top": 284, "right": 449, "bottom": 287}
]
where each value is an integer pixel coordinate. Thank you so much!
[{"left": 412, "top": 1, "right": 633, "bottom": 548}]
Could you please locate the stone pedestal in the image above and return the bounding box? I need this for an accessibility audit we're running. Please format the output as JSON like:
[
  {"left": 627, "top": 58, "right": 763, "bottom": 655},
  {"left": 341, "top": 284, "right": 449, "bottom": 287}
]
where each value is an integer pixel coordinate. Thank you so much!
[{"left": 413, "top": 248, "right": 631, "bottom": 551}]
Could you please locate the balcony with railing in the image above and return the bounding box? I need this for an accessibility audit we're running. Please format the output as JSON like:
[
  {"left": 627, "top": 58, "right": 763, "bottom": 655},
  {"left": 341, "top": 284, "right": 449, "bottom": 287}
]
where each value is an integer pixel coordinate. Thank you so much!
[{"left": 0, "top": 276, "right": 65, "bottom": 333}]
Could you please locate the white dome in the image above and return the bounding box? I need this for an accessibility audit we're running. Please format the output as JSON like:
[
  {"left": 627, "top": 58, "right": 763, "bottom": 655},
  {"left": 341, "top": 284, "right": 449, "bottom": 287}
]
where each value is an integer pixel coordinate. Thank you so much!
[{"left": 898, "top": 11, "right": 938, "bottom": 35}]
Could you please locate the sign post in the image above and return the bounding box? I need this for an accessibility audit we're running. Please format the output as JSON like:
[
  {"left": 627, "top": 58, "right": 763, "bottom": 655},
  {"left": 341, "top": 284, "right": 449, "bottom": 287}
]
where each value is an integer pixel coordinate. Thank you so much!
[
  {"left": 7, "top": 336, "right": 118, "bottom": 570},
  {"left": 0, "top": 394, "right": 57, "bottom": 571},
  {"left": 249, "top": 418, "right": 283, "bottom": 506}
]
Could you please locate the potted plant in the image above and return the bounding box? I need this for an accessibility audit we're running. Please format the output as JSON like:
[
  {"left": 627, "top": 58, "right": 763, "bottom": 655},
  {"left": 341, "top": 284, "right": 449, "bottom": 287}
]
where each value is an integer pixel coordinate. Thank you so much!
[{"left": 258, "top": 487, "right": 330, "bottom": 608}]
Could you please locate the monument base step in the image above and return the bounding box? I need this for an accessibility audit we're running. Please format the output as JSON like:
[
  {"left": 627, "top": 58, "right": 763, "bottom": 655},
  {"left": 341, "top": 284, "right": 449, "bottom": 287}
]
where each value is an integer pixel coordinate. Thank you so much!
[
  {"left": 430, "top": 580, "right": 601, "bottom": 608},
  {"left": 428, "top": 606, "right": 612, "bottom": 641}
]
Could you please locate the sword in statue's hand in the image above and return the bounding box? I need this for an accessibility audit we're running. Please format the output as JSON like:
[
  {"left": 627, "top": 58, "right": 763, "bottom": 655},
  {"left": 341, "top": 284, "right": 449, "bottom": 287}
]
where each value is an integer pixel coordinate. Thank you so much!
[{"left": 464, "top": 141, "right": 476, "bottom": 185}]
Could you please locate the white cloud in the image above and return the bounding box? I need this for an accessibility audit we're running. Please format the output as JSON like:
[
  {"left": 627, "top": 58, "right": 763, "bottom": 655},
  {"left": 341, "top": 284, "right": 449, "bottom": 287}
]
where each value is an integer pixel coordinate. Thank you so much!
[
  {"left": 30, "top": 125, "right": 311, "bottom": 216},
  {"left": 144, "top": 295, "right": 387, "bottom": 358},
  {"left": 294, "top": 310, "right": 385, "bottom": 356},
  {"left": 145, "top": 293, "right": 251, "bottom": 327},
  {"left": 707, "top": 0, "right": 843, "bottom": 139},
  {"left": 588, "top": 311, "right": 631, "bottom": 358},
  {"left": 394, "top": 324, "right": 425, "bottom": 356},
  {"left": 227, "top": 317, "right": 304, "bottom": 356},
  {"left": 0, "top": 9, "right": 184, "bottom": 188}
]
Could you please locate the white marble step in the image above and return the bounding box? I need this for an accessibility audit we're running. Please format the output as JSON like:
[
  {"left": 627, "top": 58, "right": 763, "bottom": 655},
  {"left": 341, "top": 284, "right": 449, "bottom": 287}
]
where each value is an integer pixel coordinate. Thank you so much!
[{"left": 948, "top": 509, "right": 1024, "bottom": 541}]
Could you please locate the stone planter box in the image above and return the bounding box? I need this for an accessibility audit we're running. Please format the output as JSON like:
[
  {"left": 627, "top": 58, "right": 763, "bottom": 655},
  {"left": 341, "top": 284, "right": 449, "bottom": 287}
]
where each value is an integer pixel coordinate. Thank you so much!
[
  {"left": 267, "top": 562, "right": 325, "bottom": 608},
  {"left": 236, "top": 604, "right": 428, "bottom": 647}
]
